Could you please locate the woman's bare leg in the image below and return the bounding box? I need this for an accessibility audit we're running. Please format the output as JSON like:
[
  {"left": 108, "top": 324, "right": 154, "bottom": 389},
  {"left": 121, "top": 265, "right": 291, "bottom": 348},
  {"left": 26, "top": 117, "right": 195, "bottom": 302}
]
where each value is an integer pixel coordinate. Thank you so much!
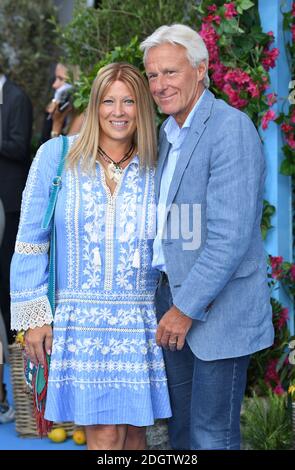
[
  {"left": 123, "top": 425, "right": 146, "bottom": 450},
  {"left": 85, "top": 424, "right": 128, "bottom": 450}
]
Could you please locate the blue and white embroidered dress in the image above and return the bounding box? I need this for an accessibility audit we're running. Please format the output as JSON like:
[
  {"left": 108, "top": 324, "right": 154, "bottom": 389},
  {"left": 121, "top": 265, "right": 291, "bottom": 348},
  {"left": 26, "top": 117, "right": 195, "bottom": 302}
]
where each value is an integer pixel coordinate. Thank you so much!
[{"left": 10, "top": 136, "right": 171, "bottom": 425}]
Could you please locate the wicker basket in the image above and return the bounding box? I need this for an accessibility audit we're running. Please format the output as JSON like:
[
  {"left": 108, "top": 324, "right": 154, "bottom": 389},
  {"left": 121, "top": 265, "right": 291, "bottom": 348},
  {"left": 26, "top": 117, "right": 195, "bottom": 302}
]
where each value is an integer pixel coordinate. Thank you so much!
[{"left": 9, "top": 343, "right": 75, "bottom": 438}]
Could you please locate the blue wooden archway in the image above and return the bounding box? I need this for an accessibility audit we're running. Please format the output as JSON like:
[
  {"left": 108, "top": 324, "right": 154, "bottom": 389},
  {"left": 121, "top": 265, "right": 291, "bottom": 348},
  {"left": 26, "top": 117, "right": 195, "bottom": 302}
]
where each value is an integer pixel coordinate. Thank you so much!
[{"left": 259, "top": 0, "right": 293, "bottom": 333}]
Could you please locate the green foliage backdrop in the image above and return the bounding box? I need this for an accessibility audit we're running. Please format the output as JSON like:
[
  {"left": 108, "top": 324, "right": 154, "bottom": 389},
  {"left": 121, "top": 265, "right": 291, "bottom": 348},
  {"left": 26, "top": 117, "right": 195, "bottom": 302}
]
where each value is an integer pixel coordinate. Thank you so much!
[{"left": 0, "top": 0, "right": 58, "bottom": 133}]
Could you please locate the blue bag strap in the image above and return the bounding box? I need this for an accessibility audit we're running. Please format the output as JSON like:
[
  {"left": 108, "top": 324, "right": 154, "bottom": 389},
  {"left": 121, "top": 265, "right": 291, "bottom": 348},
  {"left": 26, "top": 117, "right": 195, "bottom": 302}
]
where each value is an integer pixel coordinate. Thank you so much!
[
  {"left": 41, "top": 135, "right": 69, "bottom": 316},
  {"left": 41, "top": 136, "right": 69, "bottom": 230}
]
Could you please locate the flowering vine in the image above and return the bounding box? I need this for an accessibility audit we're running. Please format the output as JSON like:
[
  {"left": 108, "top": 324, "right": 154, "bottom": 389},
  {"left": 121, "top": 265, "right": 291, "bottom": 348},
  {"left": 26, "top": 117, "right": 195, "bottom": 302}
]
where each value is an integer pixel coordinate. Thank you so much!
[
  {"left": 247, "top": 256, "right": 295, "bottom": 396},
  {"left": 276, "top": 1, "right": 295, "bottom": 175},
  {"left": 195, "top": 0, "right": 279, "bottom": 129},
  {"left": 195, "top": 1, "right": 294, "bottom": 397}
]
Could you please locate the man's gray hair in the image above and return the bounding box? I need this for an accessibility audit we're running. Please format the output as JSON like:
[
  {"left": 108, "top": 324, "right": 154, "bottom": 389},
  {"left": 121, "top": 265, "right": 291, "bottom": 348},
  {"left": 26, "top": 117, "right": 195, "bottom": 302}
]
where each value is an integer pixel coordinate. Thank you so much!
[{"left": 140, "top": 24, "right": 210, "bottom": 88}]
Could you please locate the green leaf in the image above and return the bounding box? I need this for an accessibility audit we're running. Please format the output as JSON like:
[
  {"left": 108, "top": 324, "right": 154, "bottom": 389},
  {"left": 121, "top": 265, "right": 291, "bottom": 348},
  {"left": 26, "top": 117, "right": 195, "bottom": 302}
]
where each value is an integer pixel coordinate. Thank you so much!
[
  {"left": 239, "top": 0, "right": 255, "bottom": 11},
  {"left": 275, "top": 114, "right": 285, "bottom": 125},
  {"left": 280, "top": 159, "right": 295, "bottom": 176},
  {"left": 282, "top": 145, "right": 295, "bottom": 159},
  {"left": 276, "top": 351, "right": 289, "bottom": 372}
]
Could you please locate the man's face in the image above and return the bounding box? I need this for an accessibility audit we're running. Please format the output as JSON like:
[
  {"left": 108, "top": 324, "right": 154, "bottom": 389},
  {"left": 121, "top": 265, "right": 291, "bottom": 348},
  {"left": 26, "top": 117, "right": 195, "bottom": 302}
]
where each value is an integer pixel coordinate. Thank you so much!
[{"left": 145, "top": 43, "right": 206, "bottom": 127}]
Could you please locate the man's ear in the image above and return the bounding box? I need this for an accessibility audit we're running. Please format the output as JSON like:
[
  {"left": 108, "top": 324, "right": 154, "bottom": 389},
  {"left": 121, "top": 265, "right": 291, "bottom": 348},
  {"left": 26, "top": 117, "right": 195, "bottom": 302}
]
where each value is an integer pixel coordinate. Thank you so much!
[{"left": 197, "top": 61, "right": 207, "bottom": 82}]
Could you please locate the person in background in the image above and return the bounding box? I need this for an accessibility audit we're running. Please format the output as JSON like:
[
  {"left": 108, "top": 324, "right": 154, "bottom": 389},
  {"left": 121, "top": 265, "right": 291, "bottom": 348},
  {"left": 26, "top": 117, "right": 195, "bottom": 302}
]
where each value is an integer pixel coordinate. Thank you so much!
[
  {"left": 10, "top": 62, "right": 171, "bottom": 449},
  {"left": 40, "top": 63, "right": 83, "bottom": 143},
  {"left": 141, "top": 24, "right": 274, "bottom": 450},
  {"left": 0, "top": 197, "right": 15, "bottom": 424},
  {"left": 0, "top": 63, "right": 33, "bottom": 346}
]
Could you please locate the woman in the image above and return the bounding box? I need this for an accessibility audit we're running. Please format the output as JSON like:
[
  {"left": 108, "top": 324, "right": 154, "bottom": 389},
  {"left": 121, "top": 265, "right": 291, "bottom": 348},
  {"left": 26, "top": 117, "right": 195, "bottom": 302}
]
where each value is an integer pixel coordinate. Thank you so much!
[
  {"left": 41, "top": 62, "right": 83, "bottom": 143},
  {"left": 10, "top": 63, "right": 171, "bottom": 449},
  {"left": 0, "top": 198, "right": 14, "bottom": 424}
]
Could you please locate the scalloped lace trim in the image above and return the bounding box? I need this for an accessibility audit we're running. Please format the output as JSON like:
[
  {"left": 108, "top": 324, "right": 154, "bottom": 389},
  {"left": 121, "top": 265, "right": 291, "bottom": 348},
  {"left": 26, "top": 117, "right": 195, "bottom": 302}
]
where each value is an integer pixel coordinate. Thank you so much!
[
  {"left": 11, "top": 296, "right": 53, "bottom": 331},
  {"left": 15, "top": 241, "right": 49, "bottom": 255}
]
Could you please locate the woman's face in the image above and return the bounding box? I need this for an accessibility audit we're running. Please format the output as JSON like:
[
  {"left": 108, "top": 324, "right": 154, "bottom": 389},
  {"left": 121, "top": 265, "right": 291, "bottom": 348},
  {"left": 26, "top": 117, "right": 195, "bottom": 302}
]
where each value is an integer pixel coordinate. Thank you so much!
[
  {"left": 99, "top": 80, "right": 137, "bottom": 148},
  {"left": 52, "top": 64, "right": 68, "bottom": 90}
]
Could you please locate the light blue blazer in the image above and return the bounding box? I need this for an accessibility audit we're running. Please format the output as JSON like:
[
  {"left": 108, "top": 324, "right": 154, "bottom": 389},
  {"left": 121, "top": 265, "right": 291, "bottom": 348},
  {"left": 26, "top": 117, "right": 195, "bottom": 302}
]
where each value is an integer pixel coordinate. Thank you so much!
[{"left": 156, "top": 89, "right": 274, "bottom": 360}]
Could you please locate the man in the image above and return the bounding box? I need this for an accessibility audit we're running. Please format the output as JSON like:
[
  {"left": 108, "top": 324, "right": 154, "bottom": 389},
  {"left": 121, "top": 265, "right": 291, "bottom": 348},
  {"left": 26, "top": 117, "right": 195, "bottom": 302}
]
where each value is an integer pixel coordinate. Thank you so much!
[
  {"left": 140, "top": 24, "right": 274, "bottom": 450},
  {"left": 0, "top": 197, "right": 14, "bottom": 423},
  {"left": 0, "top": 65, "right": 32, "bottom": 344}
]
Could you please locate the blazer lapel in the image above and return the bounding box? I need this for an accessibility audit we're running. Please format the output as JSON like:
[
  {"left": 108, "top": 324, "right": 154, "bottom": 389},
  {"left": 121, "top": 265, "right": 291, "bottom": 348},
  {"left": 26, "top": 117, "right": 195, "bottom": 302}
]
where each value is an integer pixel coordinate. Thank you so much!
[
  {"left": 155, "top": 130, "right": 171, "bottom": 201},
  {"left": 166, "top": 90, "right": 214, "bottom": 207}
]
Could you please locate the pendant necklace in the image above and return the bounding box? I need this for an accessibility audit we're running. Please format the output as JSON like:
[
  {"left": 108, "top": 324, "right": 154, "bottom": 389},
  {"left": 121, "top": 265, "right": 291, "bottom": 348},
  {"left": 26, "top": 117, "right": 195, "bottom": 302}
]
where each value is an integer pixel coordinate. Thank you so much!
[{"left": 97, "top": 144, "right": 135, "bottom": 183}]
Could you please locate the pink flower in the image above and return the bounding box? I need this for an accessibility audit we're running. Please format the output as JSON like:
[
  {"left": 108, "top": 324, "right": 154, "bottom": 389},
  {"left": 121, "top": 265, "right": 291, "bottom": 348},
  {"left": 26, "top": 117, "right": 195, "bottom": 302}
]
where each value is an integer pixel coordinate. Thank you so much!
[
  {"left": 292, "top": 2, "right": 295, "bottom": 17},
  {"left": 270, "top": 256, "right": 283, "bottom": 267},
  {"left": 221, "top": 69, "right": 260, "bottom": 109},
  {"left": 270, "top": 255, "right": 283, "bottom": 278},
  {"left": 281, "top": 123, "right": 293, "bottom": 134},
  {"left": 204, "top": 14, "right": 221, "bottom": 25},
  {"left": 247, "top": 81, "right": 260, "bottom": 98},
  {"left": 273, "top": 384, "right": 285, "bottom": 395},
  {"left": 277, "top": 308, "right": 289, "bottom": 330},
  {"left": 262, "top": 48, "right": 279, "bottom": 71},
  {"left": 224, "top": 2, "right": 238, "bottom": 19},
  {"left": 265, "top": 359, "right": 280, "bottom": 383},
  {"left": 200, "top": 23, "right": 220, "bottom": 64},
  {"left": 291, "top": 24, "right": 295, "bottom": 43},
  {"left": 291, "top": 109, "right": 295, "bottom": 124},
  {"left": 262, "top": 109, "right": 276, "bottom": 130},
  {"left": 224, "top": 68, "right": 251, "bottom": 85},
  {"left": 266, "top": 93, "right": 277, "bottom": 106},
  {"left": 223, "top": 84, "right": 248, "bottom": 109},
  {"left": 290, "top": 264, "right": 295, "bottom": 281},
  {"left": 267, "top": 31, "right": 275, "bottom": 43},
  {"left": 261, "top": 75, "right": 270, "bottom": 91},
  {"left": 207, "top": 4, "right": 217, "bottom": 12},
  {"left": 211, "top": 62, "right": 228, "bottom": 89},
  {"left": 286, "top": 135, "right": 295, "bottom": 149}
]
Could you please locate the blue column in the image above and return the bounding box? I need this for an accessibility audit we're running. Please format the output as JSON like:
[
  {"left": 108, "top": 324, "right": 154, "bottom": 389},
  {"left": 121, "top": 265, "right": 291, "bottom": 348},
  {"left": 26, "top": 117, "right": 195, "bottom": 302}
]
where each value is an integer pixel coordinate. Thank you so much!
[{"left": 258, "top": 0, "right": 293, "bottom": 333}]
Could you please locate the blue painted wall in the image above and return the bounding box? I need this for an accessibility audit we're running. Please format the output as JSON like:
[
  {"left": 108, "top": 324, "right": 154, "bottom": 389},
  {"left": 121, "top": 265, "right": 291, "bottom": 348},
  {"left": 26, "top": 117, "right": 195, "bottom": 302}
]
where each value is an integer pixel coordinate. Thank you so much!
[{"left": 258, "top": 0, "right": 293, "bottom": 333}]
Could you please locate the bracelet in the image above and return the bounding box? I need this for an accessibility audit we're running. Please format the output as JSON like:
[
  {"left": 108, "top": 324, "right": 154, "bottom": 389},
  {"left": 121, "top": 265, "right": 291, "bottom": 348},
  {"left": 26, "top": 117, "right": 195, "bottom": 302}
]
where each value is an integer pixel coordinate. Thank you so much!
[{"left": 50, "top": 131, "right": 59, "bottom": 138}]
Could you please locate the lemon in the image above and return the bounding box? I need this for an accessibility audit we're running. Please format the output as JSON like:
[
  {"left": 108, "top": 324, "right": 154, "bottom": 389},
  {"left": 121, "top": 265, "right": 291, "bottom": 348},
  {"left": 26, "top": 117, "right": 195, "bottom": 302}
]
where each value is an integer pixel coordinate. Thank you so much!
[
  {"left": 48, "top": 427, "right": 67, "bottom": 443},
  {"left": 73, "top": 428, "right": 86, "bottom": 445},
  {"left": 15, "top": 331, "right": 25, "bottom": 346}
]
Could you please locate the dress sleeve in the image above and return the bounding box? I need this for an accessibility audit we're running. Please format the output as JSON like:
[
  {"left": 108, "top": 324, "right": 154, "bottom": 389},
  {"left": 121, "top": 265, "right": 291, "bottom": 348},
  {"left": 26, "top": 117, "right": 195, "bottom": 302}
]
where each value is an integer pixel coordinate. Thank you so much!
[{"left": 10, "top": 138, "right": 62, "bottom": 331}]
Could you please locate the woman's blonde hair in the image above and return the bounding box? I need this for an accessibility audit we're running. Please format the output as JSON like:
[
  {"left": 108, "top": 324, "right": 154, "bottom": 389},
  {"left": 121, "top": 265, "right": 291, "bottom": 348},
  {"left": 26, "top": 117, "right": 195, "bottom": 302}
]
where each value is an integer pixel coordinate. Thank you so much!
[{"left": 67, "top": 62, "right": 157, "bottom": 171}]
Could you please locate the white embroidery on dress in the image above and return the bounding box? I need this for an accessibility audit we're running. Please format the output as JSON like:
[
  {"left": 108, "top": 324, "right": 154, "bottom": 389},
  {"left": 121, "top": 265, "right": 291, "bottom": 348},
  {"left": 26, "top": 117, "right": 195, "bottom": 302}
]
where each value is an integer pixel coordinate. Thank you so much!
[
  {"left": 11, "top": 284, "right": 47, "bottom": 300},
  {"left": 54, "top": 326, "right": 156, "bottom": 332},
  {"left": 115, "top": 162, "right": 141, "bottom": 290},
  {"left": 99, "top": 164, "right": 124, "bottom": 291},
  {"left": 74, "top": 165, "right": 80, "bottom": 288},
  {"left": 11, "top": 295, "right": 53, "bottom": 331},
  {"left": 57, "top": 290, "right": 154, "bottom": 301},
  {"left": 81, "top": 172, "right": 105, "bottom": 290},
  {"left": 139, "top": 168, "right": 157, "bottom": 290},
  {"left": 15, "top": 241, "right": 49, "bottom": 255},
  {"left": 16, "top": 144, "right": 45, "bottom": 240},
  {"left": 52, "top": 336, "right": 159, "bottom": 356},
  {"left": 50, "top": 358, "right": 166, "bottom": 373},
  {"left": 49, "top": 377, "right": 168, "bottom": 391},
  {"left": 66, "top": 169, "right": 74, "bottom": 288},
  {"left": 136, "top": 169, "right": 149, "bottom": 289},
  {"left": 54, "top": 304, "right": 156, "bottom": 327}
]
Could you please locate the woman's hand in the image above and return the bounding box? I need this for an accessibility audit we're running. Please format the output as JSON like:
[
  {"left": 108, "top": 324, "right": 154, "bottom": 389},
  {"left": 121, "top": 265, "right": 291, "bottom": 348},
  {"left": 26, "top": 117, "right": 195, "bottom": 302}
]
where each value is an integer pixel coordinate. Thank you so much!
[
  {"left": 24, "top": 325, "right": 53, "bottom": 366},
  {"left": 51, "top": 104, "right": 72, "bottom": 134}
]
